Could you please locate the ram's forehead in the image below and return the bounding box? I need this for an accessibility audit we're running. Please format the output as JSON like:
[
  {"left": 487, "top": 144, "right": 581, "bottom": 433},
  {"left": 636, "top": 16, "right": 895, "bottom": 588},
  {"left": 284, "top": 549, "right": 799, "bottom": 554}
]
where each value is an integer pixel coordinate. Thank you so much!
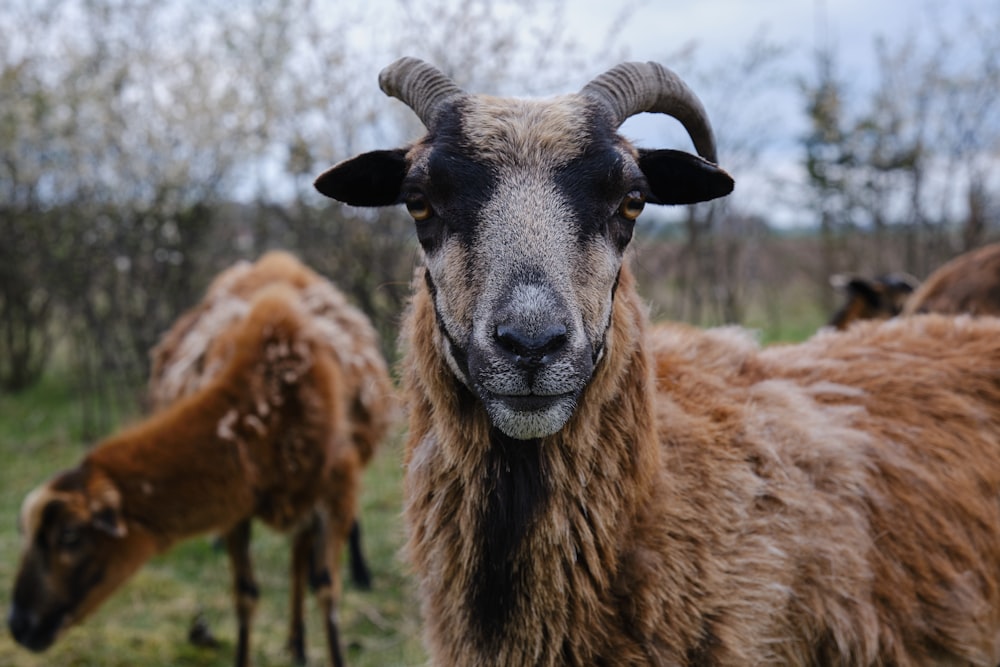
[{"left": 459, "top": 94, "right": 595, "bottom": 166}]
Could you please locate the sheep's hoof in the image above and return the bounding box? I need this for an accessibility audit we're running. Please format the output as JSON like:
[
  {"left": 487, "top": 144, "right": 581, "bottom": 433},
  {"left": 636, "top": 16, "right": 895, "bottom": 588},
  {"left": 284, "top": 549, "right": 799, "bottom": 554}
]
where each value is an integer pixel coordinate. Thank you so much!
[
  {"left": 188, "top": 612, "right": 219, "bottom": 648},
  {"left": 288, "top": 636, "right": 307, "bottom": 665}
]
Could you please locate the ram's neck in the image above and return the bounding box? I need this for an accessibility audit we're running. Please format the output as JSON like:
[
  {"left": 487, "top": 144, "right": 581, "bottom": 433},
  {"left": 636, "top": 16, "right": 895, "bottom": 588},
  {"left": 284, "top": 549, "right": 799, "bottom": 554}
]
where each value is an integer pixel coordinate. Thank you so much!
[{"left": 402, "top": 264, "right": 659, "bottom": 663}]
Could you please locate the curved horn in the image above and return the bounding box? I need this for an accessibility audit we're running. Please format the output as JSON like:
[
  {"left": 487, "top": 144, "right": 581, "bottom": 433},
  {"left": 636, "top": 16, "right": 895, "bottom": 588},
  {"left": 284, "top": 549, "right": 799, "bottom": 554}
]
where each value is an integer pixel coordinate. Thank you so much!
[
  {"left": 581, "top": 61, "right": 719, "bottom": 163},
  {"left": 378, "top": 57, "right": 464, "bottom": 129}
]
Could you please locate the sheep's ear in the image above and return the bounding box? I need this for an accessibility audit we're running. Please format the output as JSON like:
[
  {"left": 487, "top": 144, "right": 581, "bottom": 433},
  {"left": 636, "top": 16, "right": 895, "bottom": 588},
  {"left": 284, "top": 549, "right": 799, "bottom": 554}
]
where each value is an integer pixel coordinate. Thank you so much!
[
  {"left": 314, "top": 148, "right": 409, "bottom": 206},
  {"left": 90, "top": 485, "right": 127, "bottom": 538},
  {"left": 844, "top": 277, "right": 882, "bottom": 306},
  {"left": 638, "top": 149, "right": 734, "bottom": 205},
  {"left": 92, "top": 506, "right": 127, "bottom": 538}
]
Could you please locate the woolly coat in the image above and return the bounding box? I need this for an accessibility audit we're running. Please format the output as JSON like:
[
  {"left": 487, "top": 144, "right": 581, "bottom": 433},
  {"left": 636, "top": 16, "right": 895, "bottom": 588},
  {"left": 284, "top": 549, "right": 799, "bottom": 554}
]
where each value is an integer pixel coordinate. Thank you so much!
[
  {"left": 148, "top": 250, "right": 395, "bottom": 465},
  {"left": 903, "top": 242, "right": 1000, "bottom": 318},
  {"left": 401, "top": 263, "right": 1000, "bottom": 666}
]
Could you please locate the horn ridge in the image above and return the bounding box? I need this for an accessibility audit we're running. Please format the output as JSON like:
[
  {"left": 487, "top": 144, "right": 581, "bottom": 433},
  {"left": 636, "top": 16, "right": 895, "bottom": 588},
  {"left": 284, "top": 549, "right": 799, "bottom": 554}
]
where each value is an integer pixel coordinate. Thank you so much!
[
  {"left": 581, "top": 61, "right": 718, "bottom": 163},
  {"left": 378, "top": 57, "right": 464, "bottom": 129}
]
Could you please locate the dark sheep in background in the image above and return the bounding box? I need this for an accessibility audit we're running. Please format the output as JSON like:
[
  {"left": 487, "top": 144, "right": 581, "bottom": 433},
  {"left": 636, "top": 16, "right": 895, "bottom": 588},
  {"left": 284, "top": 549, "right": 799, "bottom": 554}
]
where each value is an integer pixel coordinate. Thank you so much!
[
  {"left": 826, "top": 272, "right": 918, "bottom": 330},
  {"left": 828, "top": 242, "right": 1000, "bottom": 329}
]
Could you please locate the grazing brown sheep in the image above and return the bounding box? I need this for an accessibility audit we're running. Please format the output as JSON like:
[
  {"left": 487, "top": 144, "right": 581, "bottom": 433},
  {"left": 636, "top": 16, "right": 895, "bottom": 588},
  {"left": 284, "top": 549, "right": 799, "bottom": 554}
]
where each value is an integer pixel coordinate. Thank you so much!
[
  {"left": 826, "top": 272, "right": 918, "bottom": 330},
  {"left": 148, "top": 250, "right": 395, "bottom": 591},
  {"left": 314, "top": 57, "right": 1000, "bottom": 666},
  {"left": 8, "top": 278, "right": 394, "bottom": 667}
]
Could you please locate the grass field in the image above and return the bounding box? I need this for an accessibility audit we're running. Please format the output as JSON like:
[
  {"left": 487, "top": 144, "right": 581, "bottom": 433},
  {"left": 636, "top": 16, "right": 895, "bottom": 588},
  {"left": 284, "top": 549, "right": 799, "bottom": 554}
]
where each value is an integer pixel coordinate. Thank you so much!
[{"left": 0, "top": 374, "right": 427, "bottom": 667}]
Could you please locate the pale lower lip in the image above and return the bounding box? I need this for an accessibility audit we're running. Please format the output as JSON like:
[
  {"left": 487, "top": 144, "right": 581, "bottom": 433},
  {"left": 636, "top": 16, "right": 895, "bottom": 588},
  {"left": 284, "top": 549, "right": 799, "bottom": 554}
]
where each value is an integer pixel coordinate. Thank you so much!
[{"left": 491, "top": 393, "right": 572, "bottom": 411}]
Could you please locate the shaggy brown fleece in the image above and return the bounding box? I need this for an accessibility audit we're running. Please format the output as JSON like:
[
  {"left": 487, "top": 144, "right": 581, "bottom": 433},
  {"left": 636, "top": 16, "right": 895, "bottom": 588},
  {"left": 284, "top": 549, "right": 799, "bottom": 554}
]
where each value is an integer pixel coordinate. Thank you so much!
[{"left": 402, "top": 264, "right": 1000, "bottom": 666}]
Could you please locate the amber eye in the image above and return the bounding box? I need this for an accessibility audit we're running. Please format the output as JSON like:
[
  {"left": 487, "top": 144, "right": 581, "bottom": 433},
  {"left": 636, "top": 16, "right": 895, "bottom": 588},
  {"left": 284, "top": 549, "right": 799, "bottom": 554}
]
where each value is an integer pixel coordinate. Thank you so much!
[
  {"left": 405, "top": 192, "right": 433, "bottom": 222},
  {"left": 619, "top": 191, "right": 645, "bottom": 221}
]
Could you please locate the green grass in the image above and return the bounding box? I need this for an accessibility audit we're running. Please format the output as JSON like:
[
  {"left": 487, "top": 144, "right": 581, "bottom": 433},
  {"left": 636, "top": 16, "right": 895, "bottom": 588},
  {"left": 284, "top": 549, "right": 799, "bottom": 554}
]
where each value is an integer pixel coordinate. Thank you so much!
[
  {"left": 0, "top": 374, "right": 427, "bottom": 667},
  {"left": 743, "top": 285, "right": 829, "bottom": 345}
]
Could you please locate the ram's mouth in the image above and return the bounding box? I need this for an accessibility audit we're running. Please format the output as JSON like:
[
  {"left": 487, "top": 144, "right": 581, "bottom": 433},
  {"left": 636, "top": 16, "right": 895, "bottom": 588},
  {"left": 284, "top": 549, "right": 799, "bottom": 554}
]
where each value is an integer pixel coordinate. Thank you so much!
[
  {"left": 479, "top": 390, "right": 579, "bottom": 441},
  {"left": 490, "top": 391, "right": 574, "bottom": 412}
]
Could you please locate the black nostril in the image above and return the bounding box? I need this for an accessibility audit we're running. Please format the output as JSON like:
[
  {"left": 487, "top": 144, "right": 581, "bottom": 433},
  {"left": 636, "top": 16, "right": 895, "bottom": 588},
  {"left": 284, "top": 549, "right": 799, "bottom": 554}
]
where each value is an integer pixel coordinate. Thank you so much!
[{"left": 495, "top": 323, "right": 568, "bottom": 363}]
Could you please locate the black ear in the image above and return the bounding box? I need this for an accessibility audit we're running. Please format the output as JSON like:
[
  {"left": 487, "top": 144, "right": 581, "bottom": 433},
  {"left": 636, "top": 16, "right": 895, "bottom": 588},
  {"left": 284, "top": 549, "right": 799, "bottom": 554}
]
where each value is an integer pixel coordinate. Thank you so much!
[
  {"left": 314, "top": 148, "right": 409, "bottom": 206},
  {"left": 92, "top": 505, "right": 127, "bottom": 538},
  {"left": 638, "top": 149, "right": 734, "bottom": 205},
  {"left": 845, "top": 278, "right": 883, "bottom": 308},
  {"left": 880, "top": 273, "right": 919, "bottom": 295}
]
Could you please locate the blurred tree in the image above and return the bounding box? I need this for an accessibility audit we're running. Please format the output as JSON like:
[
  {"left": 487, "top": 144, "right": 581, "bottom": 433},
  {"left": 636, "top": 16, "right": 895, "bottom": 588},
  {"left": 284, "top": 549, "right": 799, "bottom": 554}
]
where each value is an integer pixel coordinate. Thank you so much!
[
  {"left": 799, "top": 3, "right": 1000, "bottom": 299},
  {"left": 633, "top": 31, "right": 788, "bottom": 328},
  {"left": 0, "top": 4, "right": 64, "bottom": 392},
  {"left": 800, "top": 42, "right": 859, "bottom": 314},
  {"left": 0, "top": 0, "right": 242, "bottom": 431},
  {"left": 0, "top": 0, "right": 623, "bottom": 431},
  {"left": 919, "top": 8, "right": 1000, "bottom": 257},
  {"left": 0, "top": 207, "right": 58, "bottom": 392}
]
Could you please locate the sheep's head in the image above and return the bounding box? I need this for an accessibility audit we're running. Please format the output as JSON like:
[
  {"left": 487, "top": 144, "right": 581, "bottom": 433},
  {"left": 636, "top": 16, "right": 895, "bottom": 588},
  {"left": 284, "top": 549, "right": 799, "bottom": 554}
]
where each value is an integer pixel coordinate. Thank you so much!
[
  {"left": 316, "top": 58, "right": 733, "bottom": 440},
  {"left": 827, "top": 273, "right": 919, "bottom": 330},
  {"left": 7, "top": 466, "right": 150, "bottom": 652}
]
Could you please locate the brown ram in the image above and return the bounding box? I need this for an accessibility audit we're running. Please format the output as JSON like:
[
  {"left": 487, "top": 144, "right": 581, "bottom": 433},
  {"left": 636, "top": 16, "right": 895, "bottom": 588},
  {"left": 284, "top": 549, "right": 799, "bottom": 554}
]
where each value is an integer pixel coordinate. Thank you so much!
[{"left": 314, "top": 57, "right": 1000, "bottom": 665}]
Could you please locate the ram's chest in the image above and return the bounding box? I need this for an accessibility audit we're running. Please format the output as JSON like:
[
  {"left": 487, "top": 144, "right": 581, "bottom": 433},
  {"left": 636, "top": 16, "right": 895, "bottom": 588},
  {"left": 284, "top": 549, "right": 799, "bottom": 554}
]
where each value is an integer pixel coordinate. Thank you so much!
[
  {"left": 414, "top": 435, "right": 632, "bottom": 665},
  {"left": 463, "top": 431, "right": 550, "bottom": 646}
]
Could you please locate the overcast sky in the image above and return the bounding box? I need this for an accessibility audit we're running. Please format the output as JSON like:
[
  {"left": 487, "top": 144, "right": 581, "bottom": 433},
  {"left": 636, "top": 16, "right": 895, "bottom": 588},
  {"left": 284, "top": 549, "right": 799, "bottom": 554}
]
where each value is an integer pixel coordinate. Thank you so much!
[
  {"left": 570, "top": 0, "right": 988, "bottom": 72},
  {"left": 553, "top": 0, "right": 994, "bottom": 225},
  {"left": 561, "top": 0, "right": 990, "bottom": 129},
  {"left": 299, "top": 0, "right": 999, "bottom": 224}
]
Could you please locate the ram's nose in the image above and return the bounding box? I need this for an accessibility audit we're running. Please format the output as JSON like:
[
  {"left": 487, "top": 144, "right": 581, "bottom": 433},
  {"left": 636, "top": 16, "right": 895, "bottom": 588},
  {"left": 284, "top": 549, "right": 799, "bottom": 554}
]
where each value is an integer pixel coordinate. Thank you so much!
[{"left": 494, "top": 323, "right": 568, "bottom": 369}]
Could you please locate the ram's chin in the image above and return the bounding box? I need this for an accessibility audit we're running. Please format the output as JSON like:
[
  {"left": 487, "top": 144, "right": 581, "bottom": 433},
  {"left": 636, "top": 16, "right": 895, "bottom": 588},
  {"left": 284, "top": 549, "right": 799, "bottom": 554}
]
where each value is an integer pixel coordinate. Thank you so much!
[{"left": 484, "top": 394, "right": 577, "bottom": 441}]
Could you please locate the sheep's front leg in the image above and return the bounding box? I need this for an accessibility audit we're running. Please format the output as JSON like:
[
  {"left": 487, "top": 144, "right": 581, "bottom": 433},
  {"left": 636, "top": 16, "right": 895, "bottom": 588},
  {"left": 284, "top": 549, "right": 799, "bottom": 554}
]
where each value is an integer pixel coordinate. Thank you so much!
[
  {"left": 288, "top": 520, "right": 315, "bottom": 665},
  {"left": 224, "top": 520, "right": 258, "bottom": 667},
  {"left": 310, "top": 512, "right": 348, "bottom": 667},
  {"left": 348, "top": 519, "right": 372, "bottom": 589}
]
